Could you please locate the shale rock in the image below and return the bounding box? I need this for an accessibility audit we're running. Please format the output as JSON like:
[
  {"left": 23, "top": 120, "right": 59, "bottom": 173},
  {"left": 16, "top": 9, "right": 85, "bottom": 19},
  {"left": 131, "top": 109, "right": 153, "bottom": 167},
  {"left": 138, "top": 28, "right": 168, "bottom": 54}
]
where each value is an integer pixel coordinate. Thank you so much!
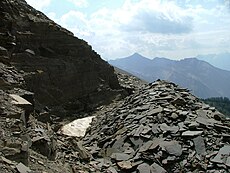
[
  {"left": 81, "top": 80, "right": 230, "bottom": 172},
  {"left": 0, "top": 0, "right": 124, "bottom": 116}
]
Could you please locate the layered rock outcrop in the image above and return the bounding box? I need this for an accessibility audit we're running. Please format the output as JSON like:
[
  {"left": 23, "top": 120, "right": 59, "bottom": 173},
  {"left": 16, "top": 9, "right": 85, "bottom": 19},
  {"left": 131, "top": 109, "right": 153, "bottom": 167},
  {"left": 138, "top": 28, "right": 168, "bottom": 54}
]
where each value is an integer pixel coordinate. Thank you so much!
[
  {"left": 0, "top": 1, "right": 125, "bottom": 172},
  {"left": 0, "top": 0, "right": 122, "bottom": 115}
]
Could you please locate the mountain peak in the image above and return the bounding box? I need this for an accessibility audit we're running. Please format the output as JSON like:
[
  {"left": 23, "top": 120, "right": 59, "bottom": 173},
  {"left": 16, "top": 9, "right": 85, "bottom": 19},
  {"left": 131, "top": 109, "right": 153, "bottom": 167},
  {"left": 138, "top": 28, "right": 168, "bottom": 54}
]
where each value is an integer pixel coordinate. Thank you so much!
[{"left": 130, "top": 52, "right": 145, "bottom": 58}]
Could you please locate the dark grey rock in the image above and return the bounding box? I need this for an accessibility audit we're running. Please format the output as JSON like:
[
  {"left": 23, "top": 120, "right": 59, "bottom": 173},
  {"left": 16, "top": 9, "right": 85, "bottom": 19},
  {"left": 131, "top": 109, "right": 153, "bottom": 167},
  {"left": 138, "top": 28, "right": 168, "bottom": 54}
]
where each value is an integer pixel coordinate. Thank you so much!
[
  {"left": 137, "top": 163, "right": 151, "bottom": 173},
  {"left": 16, "top": 162, "right": 31, "bottom": 173},
  {"left": 110, "top": 153, "right": 130, "bottom": 161},
  {"left": 211, "top": 145, "right": 230, "bottom": 165},
  {"left": 160, "top": 141, "right": 182, "bottom": 156},
  {"left": 193, "top": 136, "right": 206, "bottom": 155},
  {"left": 150, "top": 163, "right": 167, "bottom": 173}
]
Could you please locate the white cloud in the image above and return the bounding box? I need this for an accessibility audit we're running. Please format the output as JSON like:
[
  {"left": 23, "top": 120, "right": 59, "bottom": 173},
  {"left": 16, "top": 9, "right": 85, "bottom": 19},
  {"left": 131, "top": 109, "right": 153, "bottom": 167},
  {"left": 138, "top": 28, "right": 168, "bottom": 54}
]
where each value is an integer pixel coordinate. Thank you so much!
[
  {"left": 116, "top": 0, "right": 193, "bottom": 34},
  {"left": 25, "top": 0, "right": 51, "bottom": 10},
  {"left": 50, "top": 0, "right": 230, "bottom": 60},
  {"left": 66, "top": 0, "right": 88, "bottom": 8},
  {"left": 47, "top": 12, "right": 57, "bottom": 21},
  {"left": 58, "top": 10, "right": 93, "bottom": 37}
]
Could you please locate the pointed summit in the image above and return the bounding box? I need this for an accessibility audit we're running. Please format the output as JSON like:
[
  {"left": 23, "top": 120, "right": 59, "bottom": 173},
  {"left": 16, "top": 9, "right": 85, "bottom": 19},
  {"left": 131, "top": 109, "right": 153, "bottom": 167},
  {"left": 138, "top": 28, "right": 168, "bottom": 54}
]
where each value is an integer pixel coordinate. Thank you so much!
[
  {"left": 132, "top": 52, "right": 143, "bottom": 57},
  {"left": 130, "top": 52, "right": 148, "bottom": 60}
]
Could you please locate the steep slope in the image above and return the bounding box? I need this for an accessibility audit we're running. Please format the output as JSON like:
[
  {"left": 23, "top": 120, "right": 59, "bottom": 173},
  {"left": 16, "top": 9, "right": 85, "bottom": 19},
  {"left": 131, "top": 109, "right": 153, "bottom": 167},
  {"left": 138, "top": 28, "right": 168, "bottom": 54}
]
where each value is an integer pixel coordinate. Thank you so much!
[
  {"left": 197, "top": 52, "right": 230, "bottom": 71},
  {"left": 0, "top": 0, "right": 123, "bottom": 115},
  {"left": 0, "top": 0, "right": 126, "bottom": 172},
  {"left": 109, "top": 54, "right": 230, "bottom": 98}
]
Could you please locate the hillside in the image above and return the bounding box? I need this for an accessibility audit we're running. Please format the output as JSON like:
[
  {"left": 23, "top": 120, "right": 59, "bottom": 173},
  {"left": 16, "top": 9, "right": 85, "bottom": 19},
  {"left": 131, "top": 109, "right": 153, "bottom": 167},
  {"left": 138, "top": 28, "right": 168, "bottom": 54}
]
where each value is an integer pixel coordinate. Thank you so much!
[
  {"left": 0, "top": 0, "right": 124, "bottom": 116},
  {"left": 196, "top": 52, "right": 230, "bottom": 71},
  {"left": 0, "top": 0, "right": 124, "bottom": 172},
  {"left": 1, "top": 1, "right": 230, "bottom": 173},
  {"left": 110, "top": 53, "right": 230, "bottom": 99},
  {"left": 203, "top": 97, "right": 230, "bottom": 117}
]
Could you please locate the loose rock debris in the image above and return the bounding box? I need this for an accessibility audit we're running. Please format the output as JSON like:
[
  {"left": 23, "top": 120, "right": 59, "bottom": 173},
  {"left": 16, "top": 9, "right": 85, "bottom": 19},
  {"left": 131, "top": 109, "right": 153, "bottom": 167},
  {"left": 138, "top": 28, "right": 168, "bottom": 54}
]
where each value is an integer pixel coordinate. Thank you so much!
[
  {"left": 75, "top": 80, "right": 230, "bottom": 173},
  {"left": 1, "top": 1, "right": 230, "bottom": 172}
]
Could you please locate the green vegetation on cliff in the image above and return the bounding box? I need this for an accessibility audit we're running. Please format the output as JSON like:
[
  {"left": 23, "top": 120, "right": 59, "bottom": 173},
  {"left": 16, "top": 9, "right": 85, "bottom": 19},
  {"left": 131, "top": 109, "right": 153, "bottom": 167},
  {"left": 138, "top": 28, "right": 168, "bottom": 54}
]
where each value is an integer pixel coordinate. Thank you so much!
[{"left": 203, "top": 97, "right": 230, "bottom": 117}]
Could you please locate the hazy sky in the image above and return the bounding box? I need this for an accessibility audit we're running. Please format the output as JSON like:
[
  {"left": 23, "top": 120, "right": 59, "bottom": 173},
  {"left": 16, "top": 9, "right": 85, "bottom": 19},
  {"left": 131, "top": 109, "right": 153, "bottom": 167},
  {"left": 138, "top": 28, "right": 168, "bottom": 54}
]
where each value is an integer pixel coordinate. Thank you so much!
[{"left": 25, "top": 0, "right": 230, "bottom": 60}]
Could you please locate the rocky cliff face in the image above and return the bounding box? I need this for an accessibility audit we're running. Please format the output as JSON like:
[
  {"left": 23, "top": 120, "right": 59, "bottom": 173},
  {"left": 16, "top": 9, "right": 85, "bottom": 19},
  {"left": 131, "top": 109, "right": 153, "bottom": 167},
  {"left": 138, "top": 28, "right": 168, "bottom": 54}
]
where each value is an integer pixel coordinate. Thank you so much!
[
  {"left": 0, "top": 0, "right": 122, "bottom": 114},
  {"left": 0, "top": 0, "right": 125, "bottom": 172}
]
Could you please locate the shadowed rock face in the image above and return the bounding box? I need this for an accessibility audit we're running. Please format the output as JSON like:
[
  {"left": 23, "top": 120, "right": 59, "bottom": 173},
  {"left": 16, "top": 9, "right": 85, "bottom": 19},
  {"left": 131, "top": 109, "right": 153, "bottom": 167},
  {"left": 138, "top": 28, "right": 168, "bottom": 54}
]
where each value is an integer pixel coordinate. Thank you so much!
[{"left": 0, "top": 0, "right": 122, "bottom": 113}]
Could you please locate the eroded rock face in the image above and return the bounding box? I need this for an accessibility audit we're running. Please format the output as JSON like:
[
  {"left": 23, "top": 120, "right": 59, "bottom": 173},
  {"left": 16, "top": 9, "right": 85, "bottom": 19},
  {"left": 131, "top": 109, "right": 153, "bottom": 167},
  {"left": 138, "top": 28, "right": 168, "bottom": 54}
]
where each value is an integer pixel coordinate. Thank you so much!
[
  {"left": 0, "top": 1, "right": 125, "bottom": 172},
  {"left": 0, "top": 0, "right": 122, "bottom": 114}
]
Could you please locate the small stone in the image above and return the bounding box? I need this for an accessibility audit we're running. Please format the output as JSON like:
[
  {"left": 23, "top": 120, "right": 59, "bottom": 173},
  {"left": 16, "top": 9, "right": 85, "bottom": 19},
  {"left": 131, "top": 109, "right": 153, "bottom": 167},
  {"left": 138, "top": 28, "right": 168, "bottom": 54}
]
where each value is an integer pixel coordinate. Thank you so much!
[
  {"left": 137, "top": 163, "right": 151, "bottom": 173},
  {"left": 139, "top": 138, "right": 162, "bottom": 152},
  {"left": 211, "top": 145, "right": 230, "bottom": 165},
  {"left": 171, "top": 113, "right": 178, "bottom": 119},
  {"left": 182, "top": 131, "right": 203, "bottom": 137},
  {"left": 151, "top": 124, "right": 159, "bottom": 134},
  {"left": 139, "top": 141, "right": 155, "bottom": 152},
  {"left": 110, "top": 153, "right": 130, "bottom": 161},
  {"left": 193, "top": 136, "right": 206, "bottom": 155},
  {"left": 142, "top": 125, "right": 151, "bottom": 134},
  {"left": 10, "top": 94, "right": 32, "bottom": 105},
  {"left": 129, "top": 137, "right": 143, "bottom": 148},
  {"left": 188, "top": 122, "right": 199, "bottom": 129},
  {"left": 133, "top": 125, "right": 145, "bottom": 137},
  {"left": 226, "top": 157, "right": 230, "bottom": 167},
  {"left": 159, "top": 123, "right": 179, "bottom": 133},
  {"left": 160, "top": 140, "right": 182, "bottom": 156},
  {"left": 150, "top": 163, "right": 167, "bottom": 173},
  {"left": 16, "top": 162, "right": 31, "bottom": 173},
  {"left": 25, "top": 49, "right": 35, "bottom": 55},
  {"left": 1, "top": 156, "right": 13, "bottom": 165},
  {"left": 178, "top": 122, "right": 187, "bottom": 131},
  {"left": 117, "top": 161, "right": 132, "bottom": 169},
  {"left": 147, "top": 107, "right": 163, "bottom": 116},
  {"left": 108, "top": 167, "right": 118, "bottom": 173}
]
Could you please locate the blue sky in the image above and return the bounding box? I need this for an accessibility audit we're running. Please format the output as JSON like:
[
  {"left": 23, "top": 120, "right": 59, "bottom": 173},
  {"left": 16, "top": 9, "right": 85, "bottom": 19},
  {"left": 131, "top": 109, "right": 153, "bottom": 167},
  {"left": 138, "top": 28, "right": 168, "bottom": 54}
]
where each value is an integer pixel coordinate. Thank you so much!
[{"left": 25, "top": 0, "right": 230, "bottom": 60}]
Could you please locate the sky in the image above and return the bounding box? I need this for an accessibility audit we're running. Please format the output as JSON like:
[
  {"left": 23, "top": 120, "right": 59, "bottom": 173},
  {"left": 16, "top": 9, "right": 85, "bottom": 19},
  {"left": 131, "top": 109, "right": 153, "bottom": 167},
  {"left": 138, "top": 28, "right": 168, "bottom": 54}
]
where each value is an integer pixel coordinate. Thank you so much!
[{"left": 25, "top": 0, "right": 230, "bottom": 60}]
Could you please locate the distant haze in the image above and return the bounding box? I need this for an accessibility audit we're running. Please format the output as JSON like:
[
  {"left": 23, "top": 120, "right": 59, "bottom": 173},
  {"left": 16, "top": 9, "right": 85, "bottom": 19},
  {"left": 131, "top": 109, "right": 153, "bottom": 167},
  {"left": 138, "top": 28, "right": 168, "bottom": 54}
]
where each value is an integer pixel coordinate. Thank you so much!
[
  {"left": 109, "top": 53, "right": 230, "bottom": 99},
  {"left": 196, "top": 52, "right": 230, "bottom": 71}
]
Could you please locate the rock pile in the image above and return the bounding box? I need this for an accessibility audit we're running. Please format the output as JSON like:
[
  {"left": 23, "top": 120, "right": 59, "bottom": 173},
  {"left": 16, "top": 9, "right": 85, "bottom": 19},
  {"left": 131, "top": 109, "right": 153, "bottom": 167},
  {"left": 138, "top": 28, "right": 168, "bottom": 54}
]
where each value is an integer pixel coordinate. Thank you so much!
[
  {"left": 114, "top": 67, "right": 146, "bottom": 91},
  {"left": 79, "top": 80, "right": 230, "bottom": 173}
]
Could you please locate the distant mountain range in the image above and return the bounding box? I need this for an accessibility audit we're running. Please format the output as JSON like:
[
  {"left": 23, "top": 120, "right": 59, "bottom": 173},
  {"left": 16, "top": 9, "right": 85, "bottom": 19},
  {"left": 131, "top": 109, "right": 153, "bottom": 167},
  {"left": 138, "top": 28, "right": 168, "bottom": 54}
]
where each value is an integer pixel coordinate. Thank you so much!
[
  {"left": 196, "top": 52, "right": 230, "bottom": 71},
  {"left": 109, "top": 53, "right": 230, "bottom": 99}
]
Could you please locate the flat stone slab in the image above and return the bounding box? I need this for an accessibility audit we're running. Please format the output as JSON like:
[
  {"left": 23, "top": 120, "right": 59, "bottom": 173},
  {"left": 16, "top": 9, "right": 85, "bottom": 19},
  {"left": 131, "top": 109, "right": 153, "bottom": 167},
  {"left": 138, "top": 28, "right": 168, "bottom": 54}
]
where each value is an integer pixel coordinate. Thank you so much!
[
  {"left": 60, "top": 116, "right": 95, "bottom": 137},
  {"left": 137, "top": 163, "right": 151, "bottom": 173},
  {"left": 211, "top": 145, "right": 230, "bottom": 165},
  {"left": 160, "top": 140, "right": 182, "bottom": 156},
  {"left": 182, "top": 131, "right": 203, "bottom": 137},
  {"left": 10, "top": 94, "right": 32, "bottom": 105},
  {"left": 16, "top": 162, "right": 31, "bottom": 173},
  {"left": 193, "top": 136, "right": 206, "bottom": 155},
  {"left": 110, "top": 153, "right": 130, "bottom": 161},
  {"left": 151, "top": 163, "right": 167, "bottom": 173}
]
